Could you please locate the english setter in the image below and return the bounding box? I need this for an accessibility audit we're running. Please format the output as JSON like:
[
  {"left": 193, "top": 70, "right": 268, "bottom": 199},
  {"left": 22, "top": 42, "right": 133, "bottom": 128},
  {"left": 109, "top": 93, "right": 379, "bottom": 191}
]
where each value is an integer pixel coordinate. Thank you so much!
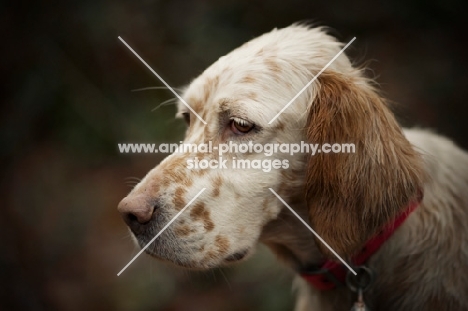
[{"left": 118, "top": 25, "right": 468, "bottom": 310}]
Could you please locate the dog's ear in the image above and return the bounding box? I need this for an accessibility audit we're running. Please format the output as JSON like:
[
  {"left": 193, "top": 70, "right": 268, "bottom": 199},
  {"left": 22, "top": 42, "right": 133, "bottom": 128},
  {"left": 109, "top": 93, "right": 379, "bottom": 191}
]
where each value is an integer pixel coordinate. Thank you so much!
[{"left": 305, "top": 72, "right": 424, "bottom": 258}]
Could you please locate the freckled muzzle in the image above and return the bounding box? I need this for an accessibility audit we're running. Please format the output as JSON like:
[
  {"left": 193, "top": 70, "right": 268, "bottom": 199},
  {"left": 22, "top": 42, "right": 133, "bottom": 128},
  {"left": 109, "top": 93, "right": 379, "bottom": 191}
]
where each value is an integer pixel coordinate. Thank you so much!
[
  {"left": 117, "top": 185, "right": 220, "bottom": 269},
  {"left": 117, "top": 148, "right": 262, "bottom": 270}
]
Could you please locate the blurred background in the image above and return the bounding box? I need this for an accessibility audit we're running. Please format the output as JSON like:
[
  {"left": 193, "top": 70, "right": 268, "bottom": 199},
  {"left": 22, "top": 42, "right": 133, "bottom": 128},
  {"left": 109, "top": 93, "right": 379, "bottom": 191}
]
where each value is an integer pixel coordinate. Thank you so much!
[{"left": 2, "top": 0, "right": 467, "bottom": 310}]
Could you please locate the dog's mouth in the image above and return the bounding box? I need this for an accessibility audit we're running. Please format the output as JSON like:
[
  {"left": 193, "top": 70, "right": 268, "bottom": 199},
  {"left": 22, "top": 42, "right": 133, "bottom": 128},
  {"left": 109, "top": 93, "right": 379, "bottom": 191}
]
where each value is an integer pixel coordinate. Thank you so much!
[
  {"left": 224, "top": 249, "right": 249, "bottom": 263},
  {"left": 145, "top": 248, "right": 250, "bottom": 269}
]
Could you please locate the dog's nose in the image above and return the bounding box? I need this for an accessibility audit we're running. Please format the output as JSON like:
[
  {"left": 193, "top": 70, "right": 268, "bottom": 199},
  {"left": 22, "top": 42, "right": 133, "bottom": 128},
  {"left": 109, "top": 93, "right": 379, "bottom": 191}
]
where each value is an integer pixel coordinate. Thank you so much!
[{"left": 118, "top": 194, "right": 158, "bottom": 232}]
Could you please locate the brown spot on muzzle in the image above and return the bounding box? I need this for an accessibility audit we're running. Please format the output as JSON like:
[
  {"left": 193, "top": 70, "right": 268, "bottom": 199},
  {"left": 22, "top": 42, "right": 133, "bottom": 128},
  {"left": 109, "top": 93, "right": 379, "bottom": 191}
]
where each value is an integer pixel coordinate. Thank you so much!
[
  {"left": 211, "top": 175, "right": 223, "bottom": 198},
  {"left": 203, "top": 250, "right": 217, "bottom": 262},
  {"left": 173, "top": 187, "right": 187, "bottom": 210},
  {"left": 161, "top": 156, "right": 193, "bottom": 184},
  {"left": 190, "top": 202, "right": 215, "bottom": 232},
  {"left": 215, "top": 235, "right": 230, "bottom": 253},
  {"left": 174, "top": 225, "right": 195, "bottom": 237},
  {"left": 201, "top": 235, "right": 231, "bottom": 263}
]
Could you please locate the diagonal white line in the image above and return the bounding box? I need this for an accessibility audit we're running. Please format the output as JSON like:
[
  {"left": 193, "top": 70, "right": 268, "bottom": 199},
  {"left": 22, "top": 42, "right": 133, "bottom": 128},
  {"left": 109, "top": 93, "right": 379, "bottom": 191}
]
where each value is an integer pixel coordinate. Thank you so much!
[
  {"left": 268, "top": 188, "right": 356, "bottom": 275},
  {"left": 118, "top": 36, "right": 207, "bottom": 125},
  {"left": 268, "top": 37, "right": 356, "bottom": 124},
  {"left": 117, "top": 188, "right": 206, "bottom": 276}
]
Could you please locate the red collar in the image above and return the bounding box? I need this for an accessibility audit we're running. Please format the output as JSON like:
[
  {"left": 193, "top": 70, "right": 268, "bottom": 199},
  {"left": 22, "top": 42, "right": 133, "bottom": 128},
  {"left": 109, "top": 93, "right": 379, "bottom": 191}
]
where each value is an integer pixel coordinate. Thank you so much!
[{"left": 300, "top": 195, "right": 422, "bottom": 290}]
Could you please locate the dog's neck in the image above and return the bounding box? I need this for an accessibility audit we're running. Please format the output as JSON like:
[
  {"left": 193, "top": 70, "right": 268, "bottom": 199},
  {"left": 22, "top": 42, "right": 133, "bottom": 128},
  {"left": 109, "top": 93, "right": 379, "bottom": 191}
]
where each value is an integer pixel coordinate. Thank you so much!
[{"left": 260, "top": 195, "right": 324, "bottom": 272}]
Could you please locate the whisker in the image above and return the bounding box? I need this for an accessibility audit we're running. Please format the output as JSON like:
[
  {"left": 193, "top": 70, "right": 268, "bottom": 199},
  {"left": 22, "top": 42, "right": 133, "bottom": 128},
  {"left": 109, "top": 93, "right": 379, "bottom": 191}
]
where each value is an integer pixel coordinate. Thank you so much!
[
  {"left": 131, "top": 86, "right": 185, "bottom": 92},
  {"left": 119, "top": 232, "right": 134, "bottom": 240},
  {"left": 210, "top": 269, "right": 216, "bottom": 280},
  {"left": 218, "top": 268, "right": 232, "bottom": 290},
  {"left": 151, "top": 97, "right": 178, "bottom": 112},
  {"left": 125, "top": 176, "right": 142, "bottom": 182},
  {"left": 125, "top": 183, "right": 138, "bottom": 189},
  {"left": 124, "top": 177, "right": 142, "bottom": 189}
]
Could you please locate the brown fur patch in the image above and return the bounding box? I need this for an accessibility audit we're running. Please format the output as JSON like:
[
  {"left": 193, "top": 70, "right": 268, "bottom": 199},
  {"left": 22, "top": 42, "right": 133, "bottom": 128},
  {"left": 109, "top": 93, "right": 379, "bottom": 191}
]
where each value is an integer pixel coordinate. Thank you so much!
[
  {"left": 215, "top": 235, "right": 230, "bottom": 254},
  {"left": 202, "top": 250, "right": 217, "bottom": 262},
  {"left": 174, "top": 225, "right": 194, "bottom": 237},
  {"left": 305, "top": 72, "right": 425, "bottom": 257},
  {"left": 190, "top": 202, "right": 205, "bottom": 219},
  {"left": 239, "top": 75, "right": 256, "bottom": 84},
  {"left": 264, "top": 58, "right": 281, "bottom": 74},
  {"left": 212, "top": 186, "right": 220, "bottom": 198},
  {"left": 190, "top": 202, "right": 215, "bottom": 232},
  {"left": 276, "top": 181, "right": 287, "bottom": 197},
  {"left": 276, "top": 121, "right": 285, "bottom": 131},
  {"left": 172, "top": 187, "right": 187, "bottom": 210},
  {"left": 211, "top": 176, "right": 223, "bottom": 198},
  {"left": 160, "top": 174, "right": 171, "bottom": 188},
  {"left": 182, "top": 176, "right": 193, "bottom": 188},
  {"left": 158, "top": 155, "right": 195, "bottom": 191},
  {"left": 204, "top": 219, "right": 215, "bottom": 231},
  {"left": 148, "top": 181, "right": 160, "bottom": 196},
  {"left": 187, "top": 96, "right": 202, "bottom": 111},
  {"left": 193, "top": 168, "right": 209, "bottom": 177}
]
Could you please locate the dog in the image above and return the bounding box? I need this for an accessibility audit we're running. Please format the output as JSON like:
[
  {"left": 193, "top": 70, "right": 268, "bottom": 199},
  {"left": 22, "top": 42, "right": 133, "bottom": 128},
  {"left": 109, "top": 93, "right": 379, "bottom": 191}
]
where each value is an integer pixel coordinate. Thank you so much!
[{"left": 118, "top": 25, "right": 468, "bottom": 310}]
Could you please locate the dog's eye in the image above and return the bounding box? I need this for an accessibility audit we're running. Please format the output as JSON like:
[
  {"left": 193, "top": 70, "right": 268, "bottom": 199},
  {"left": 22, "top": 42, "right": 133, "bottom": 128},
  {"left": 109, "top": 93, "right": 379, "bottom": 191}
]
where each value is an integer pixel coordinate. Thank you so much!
[
  {"left": 182, "top": 112, "right": 190, "bottom": 125},
  {"left": 230, "top": 117, "right": 254, "bottom": 134}
]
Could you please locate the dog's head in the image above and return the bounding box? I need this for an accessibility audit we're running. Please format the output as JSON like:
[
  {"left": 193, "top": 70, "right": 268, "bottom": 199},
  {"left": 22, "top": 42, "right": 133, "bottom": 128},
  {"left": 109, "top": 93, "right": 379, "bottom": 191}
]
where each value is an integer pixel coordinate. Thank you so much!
[{"left": 118, "top": 25, "right": 424, "bottom": 269}]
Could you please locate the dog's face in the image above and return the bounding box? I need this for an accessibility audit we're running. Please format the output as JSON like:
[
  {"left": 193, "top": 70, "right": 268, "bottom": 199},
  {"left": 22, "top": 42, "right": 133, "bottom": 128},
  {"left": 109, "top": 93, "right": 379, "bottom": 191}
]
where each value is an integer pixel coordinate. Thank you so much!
[
  {"left": 117, "top": 27, "right": 330, "bottom": 269},
  {"left": 118, "top": 26, "right": 424, "bottom": 269}
]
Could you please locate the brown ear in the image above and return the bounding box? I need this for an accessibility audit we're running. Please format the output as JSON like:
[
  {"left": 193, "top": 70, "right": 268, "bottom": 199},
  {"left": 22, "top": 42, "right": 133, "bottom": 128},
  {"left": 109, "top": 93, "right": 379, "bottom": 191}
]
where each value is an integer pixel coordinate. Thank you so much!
[{"left": 305, "top": 72, "right": 424, "bottom": 258}]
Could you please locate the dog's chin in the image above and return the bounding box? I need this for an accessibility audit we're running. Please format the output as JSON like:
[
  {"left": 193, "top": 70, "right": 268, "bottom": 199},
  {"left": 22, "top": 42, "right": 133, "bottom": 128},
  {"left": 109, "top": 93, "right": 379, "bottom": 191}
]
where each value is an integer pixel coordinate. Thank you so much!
[
  {"left": 132, "top": 231, "right": 253, "bottom": 269},
  {"left": 143, "top": 247, "right": 251, "bottom": 270}
]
